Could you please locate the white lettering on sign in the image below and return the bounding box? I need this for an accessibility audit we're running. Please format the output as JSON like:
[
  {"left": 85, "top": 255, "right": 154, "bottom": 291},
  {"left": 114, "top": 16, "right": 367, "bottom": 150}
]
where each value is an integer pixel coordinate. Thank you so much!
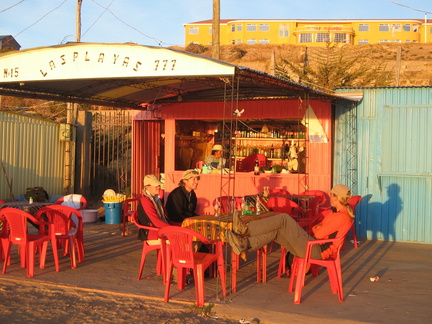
[{"left": 38, "top": 51, "right": 146, "bottom": 77}]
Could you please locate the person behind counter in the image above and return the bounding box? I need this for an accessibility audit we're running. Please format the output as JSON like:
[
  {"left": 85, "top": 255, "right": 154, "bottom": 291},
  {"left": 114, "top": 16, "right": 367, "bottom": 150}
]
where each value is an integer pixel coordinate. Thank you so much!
[
  {"left": 165, "top": 169, "right": 200, "bottom": 225},
  {"left": 137, "top": 174, "right": 170, "bottom": 241},
  {"left": 205, "top": 144, "right": 227, "bottom": 170},
  {"left": 226, "top": 184, "right": 354, "bottom": 261}
]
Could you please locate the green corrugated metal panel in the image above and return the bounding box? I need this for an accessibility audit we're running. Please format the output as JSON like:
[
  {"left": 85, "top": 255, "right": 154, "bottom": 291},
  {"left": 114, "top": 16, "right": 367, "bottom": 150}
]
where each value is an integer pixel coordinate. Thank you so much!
[
  {"left": 335, "top": 87, "right": 432, "bottom": 243},
  {"left": 0, "top": 112, "right": 66, "bottom": 200}
]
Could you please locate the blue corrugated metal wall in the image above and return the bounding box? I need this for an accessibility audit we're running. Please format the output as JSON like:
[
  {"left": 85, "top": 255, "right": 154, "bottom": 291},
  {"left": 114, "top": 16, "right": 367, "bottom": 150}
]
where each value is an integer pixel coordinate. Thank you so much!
[{"left": 335, "top": 87, "right": 432, "bottom": 243}]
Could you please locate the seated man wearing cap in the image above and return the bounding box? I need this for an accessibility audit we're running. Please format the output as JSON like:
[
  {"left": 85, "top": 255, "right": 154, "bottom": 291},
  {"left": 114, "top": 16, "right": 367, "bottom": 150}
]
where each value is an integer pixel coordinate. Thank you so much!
[
  {"left": 165, "top": 169, "right": 200, "bottom": 225},
  {"left": 226, "top": 184, "right": 355, "bottom": 261},
  {"left": 137, "top": 174, "right": 170, "bottom": 241},
  {"left": 205, "top": 144, "right": 227, "bottom": 170}
]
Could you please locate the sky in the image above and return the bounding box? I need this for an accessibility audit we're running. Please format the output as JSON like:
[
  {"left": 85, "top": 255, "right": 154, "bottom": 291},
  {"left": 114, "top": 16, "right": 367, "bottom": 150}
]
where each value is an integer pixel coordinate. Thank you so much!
[{"left": 1, "top": 0, "right": 431, "bottom": 50}]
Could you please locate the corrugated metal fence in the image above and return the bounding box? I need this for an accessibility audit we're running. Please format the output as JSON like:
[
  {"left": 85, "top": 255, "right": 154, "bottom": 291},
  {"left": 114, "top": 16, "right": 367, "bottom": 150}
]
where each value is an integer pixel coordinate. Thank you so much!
[
  {"left": 335, "top": 87, "right": 432, "bottom": 243},
  {"left": 0, "top": 111, "right": 66, "bottom": 200}
]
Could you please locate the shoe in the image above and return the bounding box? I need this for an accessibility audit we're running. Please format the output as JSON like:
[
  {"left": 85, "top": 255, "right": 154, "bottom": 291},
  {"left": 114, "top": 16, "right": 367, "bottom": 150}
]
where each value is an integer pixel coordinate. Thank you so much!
[
  {"left": 226, "top": 230, "right": 248, "bottom": 255},
  {"left": 232, "top": 210, "right": 248, "bottom": 235}
]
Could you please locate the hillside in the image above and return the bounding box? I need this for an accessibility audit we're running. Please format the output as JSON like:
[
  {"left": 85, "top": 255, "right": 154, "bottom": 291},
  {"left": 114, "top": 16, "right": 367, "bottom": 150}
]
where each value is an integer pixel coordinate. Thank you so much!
[{"left": 178, "top": 43, "right": 432, "bottom": 88}]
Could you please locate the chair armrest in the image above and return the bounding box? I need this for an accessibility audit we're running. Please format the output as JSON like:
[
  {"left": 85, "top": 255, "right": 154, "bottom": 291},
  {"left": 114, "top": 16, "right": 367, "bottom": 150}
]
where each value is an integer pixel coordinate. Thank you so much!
[{"left": 134, "top": 223, "right": 160, "bottom": 232}]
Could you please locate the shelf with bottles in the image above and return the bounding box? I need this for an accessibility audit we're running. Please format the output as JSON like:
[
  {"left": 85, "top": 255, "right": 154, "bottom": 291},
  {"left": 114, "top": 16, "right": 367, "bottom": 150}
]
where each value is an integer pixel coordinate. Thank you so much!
[
  {"left": 235, "top": 124, "right": 306, "bottom": 140},
  {"left": 233, "top": 139, "right": 305, "bottom": 160}
]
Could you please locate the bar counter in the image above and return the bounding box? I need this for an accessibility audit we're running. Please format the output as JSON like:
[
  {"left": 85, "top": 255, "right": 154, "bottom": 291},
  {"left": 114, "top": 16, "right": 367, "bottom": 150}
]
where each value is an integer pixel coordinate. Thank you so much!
[{"left": 163, "top": 171, "right": 320, "bottom": 215}]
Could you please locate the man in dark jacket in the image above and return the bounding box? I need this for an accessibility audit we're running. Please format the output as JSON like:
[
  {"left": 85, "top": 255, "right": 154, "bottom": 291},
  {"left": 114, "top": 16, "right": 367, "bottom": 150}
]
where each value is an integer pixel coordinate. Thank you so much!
[{"left": 165, "top": 169, "right": 200, "bottom": 225}]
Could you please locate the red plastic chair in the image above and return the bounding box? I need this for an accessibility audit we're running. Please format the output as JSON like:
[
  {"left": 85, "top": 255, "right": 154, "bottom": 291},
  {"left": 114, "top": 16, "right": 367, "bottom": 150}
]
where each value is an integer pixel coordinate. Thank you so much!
[
  {"left": 213, "top": 196, "right": 242, "bottom": 214},
  {"left": 263, "top": 197, "right": 302, "bottom": 281},
  {"left": 269, "top": 188, "right": 290, "bottom": 196},
  {"left": 299, "top": 190, "right": 331, "bottom": 217},
  {"left": 195, "top": 161, "right": 205, "bottom": 169},
  {"left": 35, "top": 205, "right": 82, "bottom": 271},
  {"left": 300, "top": 190, "right": 330, "bottom": 206},
  {"left": 132, "top": 211, "right": 167, "bottom": 282},
  {"left": 0, "top": 208, "right": 50, "bottom": 277},
  {"left": 288, "top": 221, "right": 353, "bottom": 304},
  {"left": 40, "top": 204, "right": 84, "bottom": 263},
  {"left": 240, "top": 153, "right": 267, "bottom": 172},
  {"left": 55, "top": 194, "right": 88, "bottom": 210},
  {"left": 158, "top": 226, "right": 227, "bottom": 307},
  {"left": 266, "top": 196, "right": 301, "bottom": 218},
  {"left": 122, "top": 196, "right": 140, "bottom": 237},
  {"left": 348, "top": 195, "right": 362, "bottom": 248}
]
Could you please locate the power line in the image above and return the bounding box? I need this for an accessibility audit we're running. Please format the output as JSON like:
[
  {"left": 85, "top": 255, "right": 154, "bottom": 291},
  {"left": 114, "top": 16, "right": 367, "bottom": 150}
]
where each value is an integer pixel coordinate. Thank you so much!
[
  {"left": 13, "top": 0, "right": 68, "bottom": 39},
  {"left": 82, "top": 0, "right": 116, "bottom": 38},
  {"left": 0, "top": 0, "right": 26, "bottom": 14},
  {"left": 387, "top": 0, "right": 432, "bottom": 14},
  {"left": 90, "top": 0, "right": 170, "bottom": 46}
]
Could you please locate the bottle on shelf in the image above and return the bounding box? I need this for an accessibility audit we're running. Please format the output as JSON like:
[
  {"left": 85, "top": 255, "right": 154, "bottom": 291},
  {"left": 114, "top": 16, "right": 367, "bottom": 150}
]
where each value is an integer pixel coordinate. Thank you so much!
[
  {"left": 270, "top": 144, "right": 275, "bottom": 158},
  {"left": 241, "top": 197, "right": 246, "bottom": 215},
  {"left": 29, "top": 196, "right": 33, "bottom": 204},
  {"left": 214, "top": 198, "right": 219, "bottom": 217},
  {"left": 256, "top": 195, "right": 261, "bottom": 215},
  {"left": 254, "top": 159, "right": 260, "bottom": 175}
]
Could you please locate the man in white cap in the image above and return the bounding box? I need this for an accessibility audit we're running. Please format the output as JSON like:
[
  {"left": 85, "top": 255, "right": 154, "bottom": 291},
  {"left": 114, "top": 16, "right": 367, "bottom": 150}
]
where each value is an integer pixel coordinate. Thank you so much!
[
  {"left": 205, "top": 144, "right": 227, "bottom": 170},
  {"left": 165, "top": 169, "right": 201, "bottom": 225},
  {"left": 137, "top": 174, "right": 169, "bottom": 241},
  {"left": 226, "top": 184, "right": 355, "bottom": 261}
]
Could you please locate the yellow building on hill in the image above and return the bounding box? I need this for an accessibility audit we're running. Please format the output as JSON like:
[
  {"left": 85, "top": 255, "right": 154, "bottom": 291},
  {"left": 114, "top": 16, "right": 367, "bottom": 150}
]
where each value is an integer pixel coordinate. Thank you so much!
[{"left": 184, "top": 19, "right": 432, "bottom": 46}]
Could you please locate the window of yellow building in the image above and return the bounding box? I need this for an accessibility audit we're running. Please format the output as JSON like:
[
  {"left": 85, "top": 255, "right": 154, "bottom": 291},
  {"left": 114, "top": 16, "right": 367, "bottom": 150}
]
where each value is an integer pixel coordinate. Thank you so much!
[
  {"left": 189, "top": 27, "right": 199, "bottom": 34},
  {"left": 259, "top": 24, "right": 270, "bottom": 32},
  {"left": 246, "top": 39, "right": 257, "bottom": 44},
  {"left": 259, "top": 39, "right": 269, "bottom": 44},
  {"left": 231, "top": 25, "right": 235, "bottom": 32},
  {"left": 247, "top": 24, "right": 257, "bottom": 32},
  {"left": 317, "top": 33, "right": 330, "bottom": 42},
  {"left": 379, "top": 24, "right": 390, "bottom": 32},
  {"left": 334, "top": 33, "right": 347, "bottom": 43},
  {"left": 209, "top": 27, "right": 212, "bottom": 34},
  {"left": 279, "top": 24, "right": 289, "bottom": 37},
  {"left": 358, "top": 39, "right": 369, "bottom": 44},
  {"left": 237, "top": 24, "right": 242, "bottom": 31},
  {"left": 359, "top": 24, "right": 369, "bottom": 31},
  {"left": 299, "top": 34, "right": 312, "bottom": 43},
  {"left": 403, "top": 24, "right": 411, "bottom": 31},
  {"left": 392, "top": 24, "right": 402, "bottom": 32}
]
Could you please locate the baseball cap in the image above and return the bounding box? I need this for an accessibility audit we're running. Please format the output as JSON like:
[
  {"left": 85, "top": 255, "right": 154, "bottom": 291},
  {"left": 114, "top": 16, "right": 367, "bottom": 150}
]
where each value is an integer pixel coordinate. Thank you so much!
[
  {"left": 212, "top": 144, "right": 223, "bottom": 151},
  {"left": 181, "top": 169, "right": 200, "bottom": 180},
  {"left": 330, "top": 184, "right": 351, "bottom": 199},
  {"left": 143, "top": 174, "right": 162, "bottom": 187}
]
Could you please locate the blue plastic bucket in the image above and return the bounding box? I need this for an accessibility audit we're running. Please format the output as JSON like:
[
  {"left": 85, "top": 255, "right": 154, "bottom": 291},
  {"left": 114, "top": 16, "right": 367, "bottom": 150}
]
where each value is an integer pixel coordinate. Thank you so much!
[{"left": 104, "top": 202, "right": 122, "bottom": 224}]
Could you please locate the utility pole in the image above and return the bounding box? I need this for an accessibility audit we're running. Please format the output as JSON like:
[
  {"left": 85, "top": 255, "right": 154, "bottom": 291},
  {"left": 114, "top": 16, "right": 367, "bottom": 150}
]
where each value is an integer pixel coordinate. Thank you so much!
[
  {"left": 76, "top": 0, "right": 82, "bottom": 42},
  {"left": 64, "top": 0, "right": 82, "bottom": 194},
  {"left": 212, "top": 0, "right": 220, "bottom": 60}
]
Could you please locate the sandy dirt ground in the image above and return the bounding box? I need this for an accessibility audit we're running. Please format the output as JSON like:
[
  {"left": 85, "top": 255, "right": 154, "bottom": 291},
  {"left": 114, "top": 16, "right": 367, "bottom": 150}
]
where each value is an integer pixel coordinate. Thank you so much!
[
  {"left": 0, "top": 278, "right": 238, "bottom": 324},
  {"left": 1, "top": 220, "right": 432, "bottom": 324}
]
